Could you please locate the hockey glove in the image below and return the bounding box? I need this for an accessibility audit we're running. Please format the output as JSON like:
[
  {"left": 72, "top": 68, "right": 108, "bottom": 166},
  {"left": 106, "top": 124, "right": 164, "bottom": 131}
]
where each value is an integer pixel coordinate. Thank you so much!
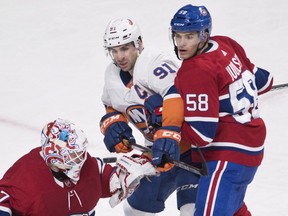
[
  {"left": 109, "top": 154, "right": 159, "bottom": 207},
  {"left": 144, "top": 94, "right": 163, "bottom": 128},
  {"left": 100, "top": 111, "right": 135, "bottom": 153},
  {"left": 152, "top": 126, "right": 181, "bottom": 172}
]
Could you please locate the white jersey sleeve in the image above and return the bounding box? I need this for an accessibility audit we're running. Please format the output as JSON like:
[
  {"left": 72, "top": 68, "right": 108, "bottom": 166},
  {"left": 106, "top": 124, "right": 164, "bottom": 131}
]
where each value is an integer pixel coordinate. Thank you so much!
[
  {"left": 101, "top": 62, "right": 133, "bottom": 113},
  {"left": 130, "top": 48, "right": 180, "bottom": 104}
]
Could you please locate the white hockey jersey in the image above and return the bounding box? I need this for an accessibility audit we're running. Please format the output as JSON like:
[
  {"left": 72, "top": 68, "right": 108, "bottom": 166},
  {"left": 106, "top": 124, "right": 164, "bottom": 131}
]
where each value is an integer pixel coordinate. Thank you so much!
[
  {"left": 102, "top": 48, "right": 180, "bottom": 112},
  {"left": 101, "top": 48, "right": 181, "bottom": 146}
]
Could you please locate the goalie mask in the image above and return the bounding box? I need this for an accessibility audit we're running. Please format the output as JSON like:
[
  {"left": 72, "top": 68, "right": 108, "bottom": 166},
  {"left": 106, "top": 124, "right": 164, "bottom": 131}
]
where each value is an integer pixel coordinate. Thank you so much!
[{"left": 41, "top": 118, "right": 88, "bottom": 182}]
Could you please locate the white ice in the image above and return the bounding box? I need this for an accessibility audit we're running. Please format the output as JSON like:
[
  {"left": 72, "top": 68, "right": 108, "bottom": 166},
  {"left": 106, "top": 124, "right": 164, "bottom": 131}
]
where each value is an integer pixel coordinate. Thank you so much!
[{"left": 0, "top": 0, "right": 287, "bottom": 215}]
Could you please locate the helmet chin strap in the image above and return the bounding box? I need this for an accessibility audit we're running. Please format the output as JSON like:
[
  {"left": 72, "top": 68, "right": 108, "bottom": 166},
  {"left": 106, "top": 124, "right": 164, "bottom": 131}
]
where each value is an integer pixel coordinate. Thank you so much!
[
  {"left": 188, "top": 42, "right": 203, "bottom": 58},
  {"left": 192, "top": 31, "right": 210, "bottom": 57},
  {"left": 196, "top": 39, "right": 209, "bottom": 55}
]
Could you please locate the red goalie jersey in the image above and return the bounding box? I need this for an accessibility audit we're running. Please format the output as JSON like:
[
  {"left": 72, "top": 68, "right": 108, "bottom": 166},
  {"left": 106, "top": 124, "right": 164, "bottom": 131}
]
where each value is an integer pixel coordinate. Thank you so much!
[
  {"left": 0, "top": 147, "right": 112, "bottom": 216},
  {"left": 175, "top": 36, "right": 273, "bottom": 167}
]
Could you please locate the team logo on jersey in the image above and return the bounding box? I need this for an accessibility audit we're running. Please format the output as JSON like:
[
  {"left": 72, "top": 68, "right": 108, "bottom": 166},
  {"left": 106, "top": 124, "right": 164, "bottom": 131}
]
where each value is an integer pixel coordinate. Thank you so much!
[{"left": 126, "top": 105, "right": 154, "bottom": 142}]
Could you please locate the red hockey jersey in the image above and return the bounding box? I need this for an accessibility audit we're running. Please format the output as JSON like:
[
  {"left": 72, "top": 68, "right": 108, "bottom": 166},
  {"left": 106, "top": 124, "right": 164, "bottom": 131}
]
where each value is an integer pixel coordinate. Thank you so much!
[
  {"left": 175, "top": 36, "right": 273, "bottom": 166},
  {"left": 0, "top": 147, "right": 113, "bottom": 215}
]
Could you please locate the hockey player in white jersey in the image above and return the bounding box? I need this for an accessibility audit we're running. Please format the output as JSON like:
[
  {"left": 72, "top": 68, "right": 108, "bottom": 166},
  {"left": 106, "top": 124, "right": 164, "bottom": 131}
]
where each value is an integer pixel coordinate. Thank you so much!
[{"left": 99, "top": 17, "right": 199, "bottom": 216}]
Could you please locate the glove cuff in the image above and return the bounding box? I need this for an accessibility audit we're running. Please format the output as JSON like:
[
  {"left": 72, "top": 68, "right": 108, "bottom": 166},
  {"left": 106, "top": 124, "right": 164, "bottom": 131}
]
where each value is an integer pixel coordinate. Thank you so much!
[
  {"left": 161, "top": 126, "right": 181, "bottom": 132},
  {"left": 154, "top": 126, "right": 181, "bottom": 143},
  {"left": 100, "top": 111, "right": 128, "bottom": 134}
]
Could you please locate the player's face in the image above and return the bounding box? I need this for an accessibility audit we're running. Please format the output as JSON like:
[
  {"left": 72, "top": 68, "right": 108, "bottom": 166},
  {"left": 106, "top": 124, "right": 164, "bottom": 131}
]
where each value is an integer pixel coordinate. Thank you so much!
[
  {"left": 173, "top": 32, "right": 201, "bottom": 59},
  {"left": 109, "top": 42, "right": 138, "bottom": 72}
]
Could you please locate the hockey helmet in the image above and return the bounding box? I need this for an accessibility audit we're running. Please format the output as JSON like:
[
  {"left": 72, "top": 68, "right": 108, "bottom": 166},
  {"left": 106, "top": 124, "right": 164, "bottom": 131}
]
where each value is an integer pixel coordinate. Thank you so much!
[
  {"left": 170, "top": 4, "right": 212, "bottom": 40},
  {"left": 103, "top": 17, "right": 142, "bottom": 50}
]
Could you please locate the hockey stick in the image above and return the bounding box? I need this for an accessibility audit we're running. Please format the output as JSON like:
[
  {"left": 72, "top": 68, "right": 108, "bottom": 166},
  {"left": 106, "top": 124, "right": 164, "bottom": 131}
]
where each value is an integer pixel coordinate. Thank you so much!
[
  {"left": 103, "top": 157, "right": 117, "bottom": 163},
  {"left": 271, "top": 83, "right": 288, "bottom": 91},
  {"left": 131, "top": 143, "right": 208, "bottom": 176}
]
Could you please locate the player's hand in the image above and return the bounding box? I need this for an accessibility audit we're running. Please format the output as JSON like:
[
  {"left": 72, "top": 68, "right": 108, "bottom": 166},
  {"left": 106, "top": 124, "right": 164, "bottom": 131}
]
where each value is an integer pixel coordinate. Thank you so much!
[
  {"left": 100, "top": 112, "right": 135, "bottom": 153},
  {"left": 109, "top": 154, "right": 159, "bottom": 207},
  {"left": 144, "top": 94, "right": 163, "bottom": 127},
  {"left": 152, "top": 126, "right": 181, "bottom": 172}
]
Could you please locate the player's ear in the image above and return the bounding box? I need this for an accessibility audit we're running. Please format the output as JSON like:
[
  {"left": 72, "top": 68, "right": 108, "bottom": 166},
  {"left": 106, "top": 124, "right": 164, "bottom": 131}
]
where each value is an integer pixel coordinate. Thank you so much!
[
  {"left": 138, "top": 39, "right": 143, "bottom": 50},
  {"left": 199, "top": 32, "right": 209, "bottom": 47},
  {"left": 202, "top": 31, "right": 209, "bottom": 43}
]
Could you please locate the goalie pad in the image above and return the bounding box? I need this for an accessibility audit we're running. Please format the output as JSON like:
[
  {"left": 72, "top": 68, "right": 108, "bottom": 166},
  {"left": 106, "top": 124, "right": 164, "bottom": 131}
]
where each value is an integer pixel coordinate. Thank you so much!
[{"left": 109, "top": 155, "right": 159, "bottom": 207}]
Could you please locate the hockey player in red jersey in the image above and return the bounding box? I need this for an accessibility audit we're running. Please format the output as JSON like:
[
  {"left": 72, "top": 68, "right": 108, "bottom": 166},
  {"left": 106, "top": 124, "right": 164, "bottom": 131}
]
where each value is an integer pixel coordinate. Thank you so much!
[
  {"left": 165, "top": 4, "right": 274, "bottom": 216},
  {"left": 0, "top": 118, "right": 158, "bottom": 216}
]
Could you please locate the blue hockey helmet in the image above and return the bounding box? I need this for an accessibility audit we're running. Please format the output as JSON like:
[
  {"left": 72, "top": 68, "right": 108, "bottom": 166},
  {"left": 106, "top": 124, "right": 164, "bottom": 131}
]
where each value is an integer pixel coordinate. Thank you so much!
[{"left": 170, "top": 4, "right": 212, "bottom": 40}]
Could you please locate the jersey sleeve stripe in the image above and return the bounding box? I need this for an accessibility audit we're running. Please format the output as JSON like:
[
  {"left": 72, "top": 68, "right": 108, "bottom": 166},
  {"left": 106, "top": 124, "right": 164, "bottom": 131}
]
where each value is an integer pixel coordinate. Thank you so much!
[
  {"left": 184, "top": 116, "right": 218, "bottom": 122},
  {"left": 194, "top": 141, "right": 264, "bottom": 153},
  {"left": 254, "top": 67, "right": 273, "bottom": 94},
  {"left": 95, "top": 157, "right": 104, "bottom": 175},
  {"left": 0, "top": 206, "right": 12, "bottom": 216},
  {"left": 257, "top": 74, "right": 273, "bottom": 94},
  {"left": 189, "top": 125, "right": 214, "bottom": 143},
  {"left": 163, "top": 93, "right": 181, "bottom": 100},
  {"left": 219, "top": 94, "right": 229, "bottom": 100},
  {"left": 0, "top": 191, "right": 9, "bottom": 203},
  {"left": 219, "top": 112, "right": 230, "bottom": 117},
  {"left": 184, "top": 117, "right": 218, "bottom": 143}
]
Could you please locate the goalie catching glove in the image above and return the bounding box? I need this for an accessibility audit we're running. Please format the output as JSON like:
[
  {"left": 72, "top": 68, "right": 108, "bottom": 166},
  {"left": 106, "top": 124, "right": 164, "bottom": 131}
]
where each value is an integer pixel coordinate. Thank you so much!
[
  {"left": 152, "top": 126, "right": 181, "bottom": 172},
  {"left": 109, "top": 154, "right": 159, "bottom": 207},
  {"left": 100, "top": 111, "right": 135, "bottom": 153}
]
